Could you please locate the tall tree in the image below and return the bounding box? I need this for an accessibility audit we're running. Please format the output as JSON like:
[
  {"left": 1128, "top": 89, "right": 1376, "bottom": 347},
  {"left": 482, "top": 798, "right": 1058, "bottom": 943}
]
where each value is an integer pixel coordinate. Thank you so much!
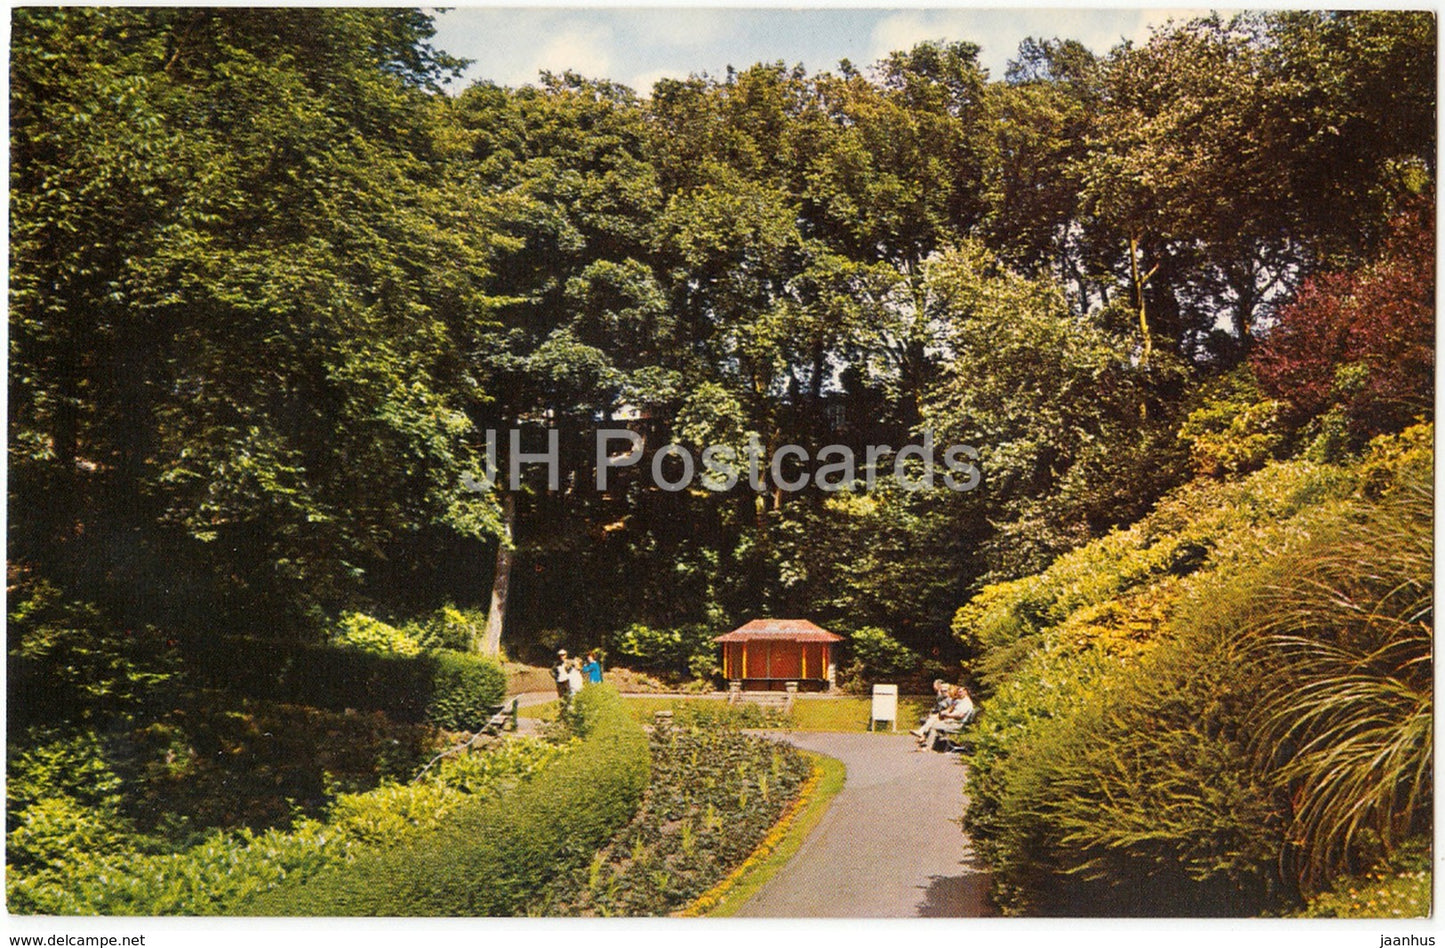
[{"left": 10, "top": 9, "right": 501, "bottom": 627}]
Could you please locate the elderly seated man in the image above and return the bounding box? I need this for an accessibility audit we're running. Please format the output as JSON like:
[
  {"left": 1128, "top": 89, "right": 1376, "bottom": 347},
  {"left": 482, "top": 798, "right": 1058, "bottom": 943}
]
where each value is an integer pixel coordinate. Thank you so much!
[{"left": 912, "top": 686, "right": 976, "bottom": 751}]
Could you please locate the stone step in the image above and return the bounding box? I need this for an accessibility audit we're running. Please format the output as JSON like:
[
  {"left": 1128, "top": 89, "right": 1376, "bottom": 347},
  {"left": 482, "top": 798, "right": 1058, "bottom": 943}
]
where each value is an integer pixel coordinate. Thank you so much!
[{"left": 729, "top": 691, "right": 795, "bottom": 712}]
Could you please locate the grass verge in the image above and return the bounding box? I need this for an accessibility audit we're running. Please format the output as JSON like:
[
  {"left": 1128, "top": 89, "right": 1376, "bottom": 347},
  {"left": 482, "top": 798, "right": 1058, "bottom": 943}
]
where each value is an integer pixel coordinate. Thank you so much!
[
  {"left": 521, "top": 695, "right": 934, "bottom": 733},
  {"left": 680, "top": 750, "right": 847, "bottom": 917}
]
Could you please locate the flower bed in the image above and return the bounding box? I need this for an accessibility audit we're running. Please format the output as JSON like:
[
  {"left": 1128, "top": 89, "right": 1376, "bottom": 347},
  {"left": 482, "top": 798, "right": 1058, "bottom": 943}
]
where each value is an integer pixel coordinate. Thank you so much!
[{"left": 544, "top": 718, "right": 812, "bottom": 916}]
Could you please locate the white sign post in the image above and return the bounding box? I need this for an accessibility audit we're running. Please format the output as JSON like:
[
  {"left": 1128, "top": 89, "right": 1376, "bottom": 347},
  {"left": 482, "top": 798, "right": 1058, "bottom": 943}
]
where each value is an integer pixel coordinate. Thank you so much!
[{"left": 870, "top": 683, "right": 898, "bottom": 732}]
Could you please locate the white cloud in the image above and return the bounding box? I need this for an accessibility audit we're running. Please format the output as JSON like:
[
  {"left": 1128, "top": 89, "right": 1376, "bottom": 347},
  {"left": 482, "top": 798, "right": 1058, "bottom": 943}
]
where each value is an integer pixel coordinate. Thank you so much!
[
  {"left": 515, "top": 25, "right": 617, "bottom": 85},
  {"left": 868, "top": 12, "right": 958, "bottom": 64},
  {"left": 627, "top": 67, "right": 690, "bottom": 96},
  {"left": 629, "top": 9, "right": 733, "bottom": 49}
]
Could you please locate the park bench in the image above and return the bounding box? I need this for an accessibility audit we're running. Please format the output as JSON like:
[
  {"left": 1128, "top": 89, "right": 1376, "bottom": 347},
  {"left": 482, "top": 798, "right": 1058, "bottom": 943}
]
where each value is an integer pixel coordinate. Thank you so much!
[
  {"left": 482, "top": 696, "right": 520, "bottom": 735},
  {"left": 937, "top": 707, "right": 979, "bottom": 753}
]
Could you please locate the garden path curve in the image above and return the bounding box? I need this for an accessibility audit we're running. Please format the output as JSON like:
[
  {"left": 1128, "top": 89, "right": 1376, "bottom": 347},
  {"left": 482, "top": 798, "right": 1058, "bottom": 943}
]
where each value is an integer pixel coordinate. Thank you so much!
[{"left": 735, "top": 731, "right": 992, "bottom": 917}]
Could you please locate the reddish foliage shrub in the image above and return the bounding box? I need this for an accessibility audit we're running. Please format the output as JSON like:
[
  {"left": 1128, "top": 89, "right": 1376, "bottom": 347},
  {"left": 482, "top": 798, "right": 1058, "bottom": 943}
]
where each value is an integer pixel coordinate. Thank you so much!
[{"left": 1253, "top": 202, "right": 1434, "bottom": 439}]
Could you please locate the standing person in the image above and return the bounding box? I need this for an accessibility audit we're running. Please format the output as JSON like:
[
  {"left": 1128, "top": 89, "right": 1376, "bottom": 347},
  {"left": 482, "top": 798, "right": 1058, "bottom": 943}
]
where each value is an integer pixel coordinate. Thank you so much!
[
  {"left": 567, "top": 657, "right": 585, "bottom": 697},
  {"left": 553, "top": 649, "right": 571, "bottom": 702},
  {"left": 582, "top": 651, "right": 603, "bottom": 684}
]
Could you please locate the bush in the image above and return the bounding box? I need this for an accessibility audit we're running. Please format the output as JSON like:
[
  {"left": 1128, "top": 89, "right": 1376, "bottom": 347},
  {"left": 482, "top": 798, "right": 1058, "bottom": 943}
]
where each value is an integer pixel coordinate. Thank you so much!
[
  {"left": 844, "top": 626, "right": 920, "bottom": 681},
  {"left": 8, "top": 820, "right": 344, "bottom": 916},
  {"left": 1302, "top": 841, "right": 1431, "bottom": 918},
  {"left": 425, "top": 651, "right": 507, "bottom": 731},
  {"left": 331, "top": 612, "right": 423, "bottom": 657},
  {"left": 409, "top": 604, "right": 487, "bottom": 653},
  {"left": 8, "top": 581, "right": 180, "bottom": 727},
  {"left": 1177, "top": 371, "right": 1285, "bottom": 478},
  {"left": 7, "top": 735, "right": 566, "bottom": 915},
  {"left": 956, "top": 426, "right": 1434, "bottom": 916},
  {"left": 613, "top": 622, "right": 716, "bottom": 678},
  {"left": 244, "top": 684, "right": 650, "bottom": 915},
  {"left": 1246, "top": 454, "right": 1432, "bottom": 890},
  {"left": 179, "top": 636, "right": 504, "bottom": 730},
  {"left": 7, "top": 729, "right": 140, "bottom": 872}
]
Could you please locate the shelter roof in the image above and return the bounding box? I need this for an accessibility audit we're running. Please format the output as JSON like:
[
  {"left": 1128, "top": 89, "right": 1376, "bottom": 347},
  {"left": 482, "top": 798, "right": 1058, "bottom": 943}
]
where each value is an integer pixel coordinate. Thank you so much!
[{"left": 713, "top": 618, "right": 843, "bottom": 643}]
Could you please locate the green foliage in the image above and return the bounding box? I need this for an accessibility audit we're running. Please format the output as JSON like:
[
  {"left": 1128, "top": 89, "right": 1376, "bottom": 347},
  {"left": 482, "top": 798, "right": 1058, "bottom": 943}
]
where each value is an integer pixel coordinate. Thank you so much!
[
  {"left": 957, "top": 426, "right": 1433, "bottom": 915},
  {"left": 419, "top": 737, "right": 569, "bottom": 794},
  {"left": 1247, "top": 448, "right": 1431, "bottom": 889},
  {"left": 331, "top": 612, "right": 423, "bottom": 657},
  {"left": 1302, "top": 841, "right": 1431, "bottom": 918},
  {"left": 954, "top": 455, "right": 1357, "bottom": 687},
  {"left": 7, "top": 797, "right": 138, "bottom": 873},
  {"left": 1177, "top": 371, "right": 1286, "bottom": 478},
  {"left": 548, "top": 722, "right": 811, "bottom": 915},
  {"left": 9, "top": 7, "right": 502, "bottom": 628},
  {"left": 180, "top": 635, "right": 502, "bottom": 731},
  {"left": 8, "top": 581, "right": 179, "bottom": 726},
  {"left": 7, "top": 734, "right": 563, "bottom": 915},
  {"left": 243, "top": 684, "right": 649, "bottom": 915},
  {"left": 7, "top": 730, "right": 138, "bottom": 873},
  {"left": 121, "top": 702, "right": 440, "bottom": 833},
  {"left": 613, "top": 622, "right": 717, "bottom": 677},
  {"left": 408, "top": 604, "right": 487, "bottom": 653},
  {"left": 424, "top": 651, "right": 508, "bottom": 731},
  {"left": 921, "top": 242, "right": 1191, "bottom": 582},
  {"left": 843, "top": 626, "right": 920, "bottom": 681},
  {"left": 970, "top": 609, "right": 1288, "bottom": 915},
  {"left": 5, "top": 9, "right": 1436, "bottom": 921}
]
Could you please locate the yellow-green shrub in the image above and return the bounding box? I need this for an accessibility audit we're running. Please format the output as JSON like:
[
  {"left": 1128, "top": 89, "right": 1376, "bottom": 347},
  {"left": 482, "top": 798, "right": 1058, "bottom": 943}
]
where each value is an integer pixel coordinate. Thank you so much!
[
  {"left": 957, "top": 426, "right": 1431, "bottom": 916},
  {"left": 7, "top": 736, "right": 563, "bottom": 915},
  {"left": 332, "top": 612, "right": 423, "bottom": 657}
]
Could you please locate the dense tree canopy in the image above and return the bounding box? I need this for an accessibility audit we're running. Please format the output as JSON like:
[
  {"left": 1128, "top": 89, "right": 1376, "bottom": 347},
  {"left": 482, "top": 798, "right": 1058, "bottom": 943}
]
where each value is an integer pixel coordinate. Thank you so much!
[{"left": 10, "top": 8, "right": 1434, "bottom": 661}]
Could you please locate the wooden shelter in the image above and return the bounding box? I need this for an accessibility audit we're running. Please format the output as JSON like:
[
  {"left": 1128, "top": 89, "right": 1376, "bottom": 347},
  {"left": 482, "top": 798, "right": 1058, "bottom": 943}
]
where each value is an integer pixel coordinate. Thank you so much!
[{"left": 714, "top": 619, "right": 843, "bottom": 692}]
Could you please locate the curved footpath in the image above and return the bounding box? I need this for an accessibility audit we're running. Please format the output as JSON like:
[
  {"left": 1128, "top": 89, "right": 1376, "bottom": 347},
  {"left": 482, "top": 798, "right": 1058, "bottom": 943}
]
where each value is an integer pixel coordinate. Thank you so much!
[{"left": 735, "top": 731, "right": 992, "bottom": 918}]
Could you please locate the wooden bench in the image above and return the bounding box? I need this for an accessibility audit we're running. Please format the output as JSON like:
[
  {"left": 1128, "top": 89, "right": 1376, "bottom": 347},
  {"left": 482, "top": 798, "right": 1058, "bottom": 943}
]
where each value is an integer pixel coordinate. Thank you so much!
[
  {"left": 481, "top": 696, "right": 520, "bottom": 734},
  {"left": 938, "top": 708, "right": 979, "bottom": 753}
]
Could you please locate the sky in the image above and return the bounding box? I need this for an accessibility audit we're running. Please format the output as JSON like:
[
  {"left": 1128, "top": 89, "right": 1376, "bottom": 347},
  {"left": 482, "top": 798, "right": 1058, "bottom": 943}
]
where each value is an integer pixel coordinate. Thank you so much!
[{"left": 429, "top": 6, "right": 1210, "bottom": 94}]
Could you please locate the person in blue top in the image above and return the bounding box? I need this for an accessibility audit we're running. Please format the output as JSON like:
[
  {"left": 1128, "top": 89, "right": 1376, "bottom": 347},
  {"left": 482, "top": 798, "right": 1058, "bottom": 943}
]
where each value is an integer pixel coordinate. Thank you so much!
[{"left": 582, "top": 651, "right": 603, "bottom": 684}]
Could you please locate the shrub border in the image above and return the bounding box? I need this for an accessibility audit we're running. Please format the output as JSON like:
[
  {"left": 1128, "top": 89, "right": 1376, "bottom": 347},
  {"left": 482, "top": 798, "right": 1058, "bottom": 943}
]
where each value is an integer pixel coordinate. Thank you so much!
[{"left": 242, "top": 684, "right": 648, "bottom": 916}]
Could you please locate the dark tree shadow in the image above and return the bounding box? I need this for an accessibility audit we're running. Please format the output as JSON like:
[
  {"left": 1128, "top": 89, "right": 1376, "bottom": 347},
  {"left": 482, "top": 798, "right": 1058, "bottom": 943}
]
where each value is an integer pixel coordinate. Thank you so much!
[{"left": 915, "top": 859, "right": 995, "bottom": 917}]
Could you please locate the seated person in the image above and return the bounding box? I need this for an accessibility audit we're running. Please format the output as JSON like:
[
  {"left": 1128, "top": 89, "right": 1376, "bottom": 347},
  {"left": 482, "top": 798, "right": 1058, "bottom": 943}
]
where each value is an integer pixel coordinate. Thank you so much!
[
  {"left": 914, "top": 686, "right": 976, "bottom": 751},
  {"left": 927, "top": 679, "right": 950, "bottom": 716},
  {"left": 915, "top": 679, "right": 950, "bottom": 730}
]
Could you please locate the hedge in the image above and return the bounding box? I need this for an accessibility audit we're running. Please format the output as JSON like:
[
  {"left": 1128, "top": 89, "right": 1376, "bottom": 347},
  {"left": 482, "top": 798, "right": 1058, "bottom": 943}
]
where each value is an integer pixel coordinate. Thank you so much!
[
  {"left": 177, "top": 635, "right": 505, "bottom": 731},
  {"left": 242, "top": 684, "right": 650, "bottom": 915}
]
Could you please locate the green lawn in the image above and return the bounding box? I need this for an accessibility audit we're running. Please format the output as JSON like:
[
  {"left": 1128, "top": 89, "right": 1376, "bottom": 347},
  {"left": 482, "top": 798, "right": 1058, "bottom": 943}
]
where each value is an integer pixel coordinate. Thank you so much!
[{"left": 519, "top": 694, "right": 934, "bottom": 733}]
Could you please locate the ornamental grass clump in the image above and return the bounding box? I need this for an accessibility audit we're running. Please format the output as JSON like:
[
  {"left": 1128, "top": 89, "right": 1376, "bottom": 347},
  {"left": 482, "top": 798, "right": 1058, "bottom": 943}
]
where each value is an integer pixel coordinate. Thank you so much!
[
  {"left": 1246, "top": 461, "right": 1432, "bottom": 891},
  {"left": 958, "top": 426, "right": 1432, "bottom": 916}
]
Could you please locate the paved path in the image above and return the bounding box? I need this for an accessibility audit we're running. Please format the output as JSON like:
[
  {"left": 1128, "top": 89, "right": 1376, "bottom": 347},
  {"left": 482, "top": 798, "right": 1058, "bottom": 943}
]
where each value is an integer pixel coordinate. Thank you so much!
[{"left": 734, "top": 731, "right": 992, "bottom": 918}]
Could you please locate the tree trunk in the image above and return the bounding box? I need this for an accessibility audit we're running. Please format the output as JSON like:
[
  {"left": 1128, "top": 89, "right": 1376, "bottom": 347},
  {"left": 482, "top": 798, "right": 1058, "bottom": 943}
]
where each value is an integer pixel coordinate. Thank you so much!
[
  {"left": 1129, "top": 234, "right": 1158, "bottom": 368},
  {"left": 481, "top": 492, "right": 515, "bottom": 658}
]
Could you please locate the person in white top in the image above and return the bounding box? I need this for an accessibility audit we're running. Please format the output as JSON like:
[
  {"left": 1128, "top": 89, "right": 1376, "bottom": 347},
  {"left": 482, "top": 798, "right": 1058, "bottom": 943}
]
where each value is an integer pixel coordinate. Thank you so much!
[
  {"left": 914, "top": 686, "right": 975, "bottom": 751},
  {"left": 566, "top": 658, "right": 585, "bottom": 698}
]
